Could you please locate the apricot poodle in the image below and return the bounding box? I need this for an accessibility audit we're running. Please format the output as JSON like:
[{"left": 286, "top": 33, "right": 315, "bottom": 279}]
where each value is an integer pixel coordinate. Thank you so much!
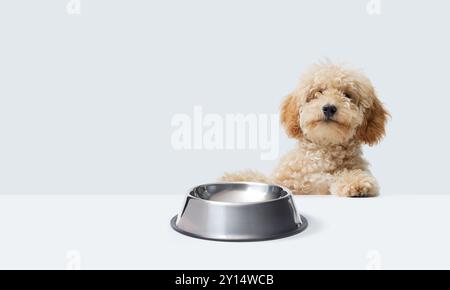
[{"left": 222, "top": 63, "right": 388, "bottom": 197}]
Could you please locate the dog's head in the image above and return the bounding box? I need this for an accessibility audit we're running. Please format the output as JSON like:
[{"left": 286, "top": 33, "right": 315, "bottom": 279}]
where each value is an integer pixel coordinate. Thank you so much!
[{"left": 281, "top": 63, "right": 388, "bottom": 146}]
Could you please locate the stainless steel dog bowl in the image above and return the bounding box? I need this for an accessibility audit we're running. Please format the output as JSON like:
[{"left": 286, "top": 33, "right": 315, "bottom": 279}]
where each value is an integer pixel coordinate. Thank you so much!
[{"left": 171, "top": 182, "right": 307, "bottom": 241}]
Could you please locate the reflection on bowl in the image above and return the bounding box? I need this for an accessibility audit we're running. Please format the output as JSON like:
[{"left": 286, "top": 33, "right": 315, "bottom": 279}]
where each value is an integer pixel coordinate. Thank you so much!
[{"left": 171, "top": 182, "right": 307, "bottom": 241}]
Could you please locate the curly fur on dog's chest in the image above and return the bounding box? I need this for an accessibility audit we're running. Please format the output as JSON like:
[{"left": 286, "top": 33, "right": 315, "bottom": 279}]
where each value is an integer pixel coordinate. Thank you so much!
[
  {"left": 270, "top": 140, "right": 370, "bottom": 195},
  {"left": 277, "top": 140, "right": 367, "bottom": 175}
]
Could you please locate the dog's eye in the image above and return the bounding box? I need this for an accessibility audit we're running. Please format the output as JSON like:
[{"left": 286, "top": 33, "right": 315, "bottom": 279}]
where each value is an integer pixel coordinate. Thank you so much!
[{"left": 344, "top": 92, "right": 352, "bottom": 99}]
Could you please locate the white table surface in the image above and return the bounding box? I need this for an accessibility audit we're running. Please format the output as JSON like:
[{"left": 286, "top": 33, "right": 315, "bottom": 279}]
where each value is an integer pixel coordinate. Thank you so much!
[{"left": 0, "top": 194, "right": 448, "bottom": 269}]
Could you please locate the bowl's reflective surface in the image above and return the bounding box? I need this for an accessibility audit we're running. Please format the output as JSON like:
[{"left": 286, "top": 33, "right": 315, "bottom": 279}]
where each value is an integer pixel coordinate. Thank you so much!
[
  {"left": 171, "top": 182, "right": 307, "bottom": 241},
  {"left": 190, "top": 183, "right": 288, "bottom": 203}
]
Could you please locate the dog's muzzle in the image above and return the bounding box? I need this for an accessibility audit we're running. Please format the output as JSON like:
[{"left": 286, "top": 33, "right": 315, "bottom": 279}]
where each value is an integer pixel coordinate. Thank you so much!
[{"left": 322, "top": 104, "right": 337, "bottom": 120}]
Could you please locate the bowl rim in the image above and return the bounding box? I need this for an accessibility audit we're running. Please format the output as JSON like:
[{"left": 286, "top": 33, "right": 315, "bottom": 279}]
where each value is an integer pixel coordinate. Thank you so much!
[{"left": 187, "top": 182, "right": 293, "bottom": 206}]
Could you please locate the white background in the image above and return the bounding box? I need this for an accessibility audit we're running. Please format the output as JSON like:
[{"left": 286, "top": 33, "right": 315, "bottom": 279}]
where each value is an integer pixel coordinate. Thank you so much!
[
  {"left": 1, "top": 0, "right": 449, "bottom": 196},
  {"left": 1, "top": 194, "right": 449, "bottom": 270}
]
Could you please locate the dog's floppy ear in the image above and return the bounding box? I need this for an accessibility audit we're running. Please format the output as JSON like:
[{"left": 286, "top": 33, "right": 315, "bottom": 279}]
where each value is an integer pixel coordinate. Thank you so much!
[
  {"left": 357, "top": 96, "right": 388, "bottom": 145},
  {"left": 280, "top": 94, "right": 302, "bottom": 139}
]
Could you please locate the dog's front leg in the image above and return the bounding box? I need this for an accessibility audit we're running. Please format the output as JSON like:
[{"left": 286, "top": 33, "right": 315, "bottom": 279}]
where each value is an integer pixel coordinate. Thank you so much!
[
  {"left": 273, "top": 172, "right": 334, "bottom": 195},
  {"left": 330, "top": 169, "right": 379, "bottom": 197}
]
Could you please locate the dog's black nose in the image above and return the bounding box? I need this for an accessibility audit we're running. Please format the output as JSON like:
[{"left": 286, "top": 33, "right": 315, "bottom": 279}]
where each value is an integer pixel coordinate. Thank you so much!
[{"left": 322, "top": 104, "right": 337, "bottom": 119}]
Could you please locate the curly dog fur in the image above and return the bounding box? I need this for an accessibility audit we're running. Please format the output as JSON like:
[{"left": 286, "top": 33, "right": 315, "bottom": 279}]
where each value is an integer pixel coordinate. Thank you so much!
[{"left": 221, "top": 63, "right": 388, "bottom": 197}]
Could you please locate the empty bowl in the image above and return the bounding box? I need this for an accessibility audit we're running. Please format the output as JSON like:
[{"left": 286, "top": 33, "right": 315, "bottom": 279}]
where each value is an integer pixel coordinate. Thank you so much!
[{"left": 170, "top": 182, "right": 307, "bottom": 241}]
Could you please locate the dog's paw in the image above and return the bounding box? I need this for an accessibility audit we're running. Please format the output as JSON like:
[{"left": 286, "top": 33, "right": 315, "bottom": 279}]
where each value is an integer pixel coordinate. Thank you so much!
[
  {"left": 330, "top": 169, "right": 379, "bottom": 198},
  {"left": 334, "top": 182, "right": 376, "bottom": 197}
]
